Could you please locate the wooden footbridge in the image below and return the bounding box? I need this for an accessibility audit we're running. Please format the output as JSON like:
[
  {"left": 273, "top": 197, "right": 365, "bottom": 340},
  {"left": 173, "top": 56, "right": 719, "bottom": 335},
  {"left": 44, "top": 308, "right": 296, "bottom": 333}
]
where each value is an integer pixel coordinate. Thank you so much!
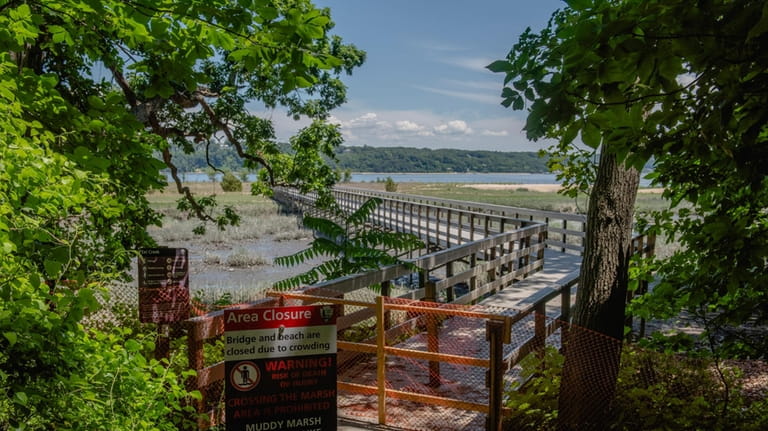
[{"left": 183, "top": 186, "right": 655, "bottom": 430}]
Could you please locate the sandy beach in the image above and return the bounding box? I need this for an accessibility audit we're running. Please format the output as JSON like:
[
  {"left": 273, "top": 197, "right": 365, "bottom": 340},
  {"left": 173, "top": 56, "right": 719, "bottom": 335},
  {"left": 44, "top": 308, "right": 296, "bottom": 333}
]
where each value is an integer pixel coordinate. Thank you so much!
[{"left": 460, "top": 183, "right": 665, "bottom": 193}]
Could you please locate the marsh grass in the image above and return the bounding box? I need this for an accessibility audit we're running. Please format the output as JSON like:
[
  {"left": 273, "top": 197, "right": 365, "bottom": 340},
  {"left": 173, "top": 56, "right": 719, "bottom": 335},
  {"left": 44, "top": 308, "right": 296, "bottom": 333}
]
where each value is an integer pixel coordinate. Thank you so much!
[
  {"left": 147, "top": 188, "right": 307, "bottom": 243},
  {"left": 225, "top": 248, "right": 269, "bottom": 267},
  {"left": 357, "top": 182, "right": 673, "bottom": 214},
  {"left": 192, "top": 282, "right": 272, "bottom": 306}
]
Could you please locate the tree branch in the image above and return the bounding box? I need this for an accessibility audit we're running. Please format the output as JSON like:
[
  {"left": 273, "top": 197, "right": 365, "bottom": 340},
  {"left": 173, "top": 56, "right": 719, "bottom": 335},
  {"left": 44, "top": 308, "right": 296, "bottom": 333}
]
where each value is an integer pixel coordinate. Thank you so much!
[
  {"left": 205, "top": 141, "right": 224, "bottom": 175},
  {"left": 161, "top": 147, "right": 216, "bottom": 223},
  {"left": 567, "top": 74, "right": 703, "bottom": 107},
  {"left": 195, "top": 95, "right": 276, "bottom": 185}
]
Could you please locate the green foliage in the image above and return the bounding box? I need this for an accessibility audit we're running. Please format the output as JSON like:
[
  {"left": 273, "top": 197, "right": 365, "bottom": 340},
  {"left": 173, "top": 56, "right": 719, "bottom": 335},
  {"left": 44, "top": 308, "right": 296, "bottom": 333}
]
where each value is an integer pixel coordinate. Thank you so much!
[
  {"left": 221, "top": 171, "right": 243, "bottom": 192},
  {"left": 610, "top": 347, "right": 768, "bottom": 431},
  {"left": 274, "top": 198, "right": 424, "bottom": 289},
  {"left": 502, "top": 345, "right": 768, "bottom": 430},
  {"left": 492, "top": 0, "right": 768, "bottom": 355},
  {"left": 1, "top": 0, "right": 362, "bottom": 427},
  {"left": 0, "top": 140, "right": 196, "bottom": 429},
  {"left": 503, "top": 347, "right": 563, "bottom": 430},
  {"left": 384, "top": 176, "right": 398, "bottom": 192}
]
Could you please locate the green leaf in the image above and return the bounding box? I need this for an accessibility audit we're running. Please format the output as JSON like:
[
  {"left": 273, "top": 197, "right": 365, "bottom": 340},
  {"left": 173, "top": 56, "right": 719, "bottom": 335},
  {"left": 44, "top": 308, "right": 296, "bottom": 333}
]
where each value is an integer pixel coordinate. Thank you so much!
[
  {"left": 581, "top": 120, "right": 601, "bottom": 148},
  {"left": 3, "top": 331, "right": 17, "bottom": 346},
  {"left": 486, "top": 60, "right": 512, "bottom": 73},
  {"left": 565, "top": 0, "right": 592, "bottom": 12},
  {"left": 513, "top": 96, "right": 525, "bottom": 110},
  {"left": 125, "top": 339, "right": 141, "bottom": 352},
  {"left": 13, "top": 391, "right": 28, "bottom": 406}
]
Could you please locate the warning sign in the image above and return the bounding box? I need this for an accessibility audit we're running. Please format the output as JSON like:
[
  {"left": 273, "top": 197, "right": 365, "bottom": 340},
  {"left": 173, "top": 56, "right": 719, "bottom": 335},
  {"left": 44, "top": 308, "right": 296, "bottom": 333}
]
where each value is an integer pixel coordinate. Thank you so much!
[
  {"left": 224, "top": 305, "right": 338, "bottom": 431},
  {"left": 137, "top": 248, "right": 189, "bottom": 323},
  {"left": 230, "top": 361, "right": 261, "bottom": 391}
]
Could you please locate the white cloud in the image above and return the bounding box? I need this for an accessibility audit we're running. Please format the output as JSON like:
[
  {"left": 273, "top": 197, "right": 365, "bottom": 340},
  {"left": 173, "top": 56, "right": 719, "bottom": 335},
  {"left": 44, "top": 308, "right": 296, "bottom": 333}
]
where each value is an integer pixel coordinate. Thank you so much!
[
  {"left": 395, "top": 120, "right": 424, "bottom": 132},
  {"left": 434, "top": 120, "right": 473, "bottom": 135},
  {"left": 343, "top": 112, "right": 388, "bottom": 129},
  {"left": 481, "top": 129, "right": 509, "bottom": 137},
  {"left": 269, "top": 107, "right": 553, "bottom": 152}
]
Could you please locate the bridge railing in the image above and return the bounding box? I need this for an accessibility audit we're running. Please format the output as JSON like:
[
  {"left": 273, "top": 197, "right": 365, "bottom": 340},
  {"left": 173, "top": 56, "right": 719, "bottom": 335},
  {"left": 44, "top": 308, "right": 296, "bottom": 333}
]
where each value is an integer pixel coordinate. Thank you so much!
[
  {"left": 274, "top": 186, "right": 545, "bottom": 251},
  {"left": 332, "top": 186, "right": 587, "bottom": 254},
  {"left": 184, "top": 207, "right": 549, "bottom": 428}
]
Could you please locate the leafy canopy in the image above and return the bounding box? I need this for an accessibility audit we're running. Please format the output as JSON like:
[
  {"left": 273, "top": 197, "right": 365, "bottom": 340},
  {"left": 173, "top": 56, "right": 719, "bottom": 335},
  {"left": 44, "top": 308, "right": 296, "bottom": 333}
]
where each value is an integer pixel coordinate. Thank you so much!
[
  {"left": 0, "top": 0, "right": 363, "bottom": 427},
  {"left": 490, "top": 0, "right": 768, "bottom": 350}
]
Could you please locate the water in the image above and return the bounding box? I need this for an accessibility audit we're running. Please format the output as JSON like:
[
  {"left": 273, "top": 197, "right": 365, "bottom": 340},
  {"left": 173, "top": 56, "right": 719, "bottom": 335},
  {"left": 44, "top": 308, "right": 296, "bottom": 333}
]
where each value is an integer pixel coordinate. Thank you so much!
[
  {"left": 167, "top": 171, "right": 561, "bottom": 184},
  {"left": 165, "top": 171, "right": 653, "bottom": 186},
  {"left": 350, "top": 172, "right": 560, "bottom": 184}
]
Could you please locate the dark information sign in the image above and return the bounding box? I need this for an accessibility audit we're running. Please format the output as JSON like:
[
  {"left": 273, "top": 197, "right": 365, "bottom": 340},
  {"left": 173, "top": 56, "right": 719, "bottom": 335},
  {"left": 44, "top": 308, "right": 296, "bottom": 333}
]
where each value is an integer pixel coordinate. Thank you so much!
[
  {"left": 224, "top": 305, "right": 338, "bottom": 431},
  {"left": 137, "top": 248, "right": 190, "bottom": 323}
]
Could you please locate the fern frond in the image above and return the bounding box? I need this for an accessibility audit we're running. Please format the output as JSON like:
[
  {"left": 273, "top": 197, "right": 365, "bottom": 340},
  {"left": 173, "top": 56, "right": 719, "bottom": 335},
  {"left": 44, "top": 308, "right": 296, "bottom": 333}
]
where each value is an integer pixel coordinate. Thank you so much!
[
  {"left": 274, "top": 247, "right": 321, "bottom": 267},
  {"left": 273, "top": 270, "right": 320, "bottom": 291},
  {"left": 346, "top": 197, "right": 382, "bottom": 226},
  {"left": 303, "top": 216, "right": 345, "bottom": 238}
]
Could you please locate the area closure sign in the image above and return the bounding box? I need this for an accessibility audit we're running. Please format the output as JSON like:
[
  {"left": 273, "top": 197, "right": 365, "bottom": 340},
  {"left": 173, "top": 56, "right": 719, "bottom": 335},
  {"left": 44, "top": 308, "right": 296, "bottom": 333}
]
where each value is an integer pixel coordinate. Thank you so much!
[{"left": 224, "top": 305, "right": 338, "bottom": 431}]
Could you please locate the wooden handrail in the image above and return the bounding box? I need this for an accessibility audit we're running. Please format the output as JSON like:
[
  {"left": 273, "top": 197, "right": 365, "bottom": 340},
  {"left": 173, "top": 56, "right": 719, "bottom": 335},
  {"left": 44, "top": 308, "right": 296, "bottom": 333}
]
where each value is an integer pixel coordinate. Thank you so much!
[{"left": 183, "top": 186, "right": 655, "bottom": 429}]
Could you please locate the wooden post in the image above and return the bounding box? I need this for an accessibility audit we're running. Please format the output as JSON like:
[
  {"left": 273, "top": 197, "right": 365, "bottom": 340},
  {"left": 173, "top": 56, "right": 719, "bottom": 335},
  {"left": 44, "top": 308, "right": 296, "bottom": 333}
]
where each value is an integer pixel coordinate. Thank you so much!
[
  {"left": 470, "top": 213, "right": 475, "bottom": 241},
  {"left": 534, "top": 303, "right": 546, "bottom": 359},
  {"left": 488, "top": 246, "right": 497, "bottom": 293},
  {"left": 562, "top": 219, "right": 568, "bottom": 253},
  {"left": 470, "top": 253, "right": 478, "bottom": 296},
  {"left": 185, "top": 320, "right": 205, "bottom": 414},
  {"left": 422, "top": 272, "right": 440, "bottom": 388},
  {"left": 486, "top": 320, "right": 505, "bottom": 431},
  {"left": 376, "top": 296, "right": 387, "bottom": 425},
  {"left": 561, "top": 282, "right": 572, "bottom": 325},
  {"left": 457, "top": 212, "right": 463, "bottom": 244},
  {"left": 446, "top": 261, "right": 455, "bottom": 303},
  {"left": 381, "top": 280, "right": 391, "bottom": 329}
]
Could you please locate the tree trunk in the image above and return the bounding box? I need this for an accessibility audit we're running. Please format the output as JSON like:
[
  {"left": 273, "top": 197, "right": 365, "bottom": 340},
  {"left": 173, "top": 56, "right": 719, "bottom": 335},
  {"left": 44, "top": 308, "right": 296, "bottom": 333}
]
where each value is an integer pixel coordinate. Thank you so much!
[{"left": 558, "top": 149, "right": 639, "bottom": 430}]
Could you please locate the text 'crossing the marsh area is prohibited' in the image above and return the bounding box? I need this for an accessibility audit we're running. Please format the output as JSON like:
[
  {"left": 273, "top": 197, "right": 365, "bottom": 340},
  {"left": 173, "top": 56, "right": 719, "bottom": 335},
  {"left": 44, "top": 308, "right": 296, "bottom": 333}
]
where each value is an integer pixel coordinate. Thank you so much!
[{"left": 224, "top": 305, "right": 338, "bottom": 431}]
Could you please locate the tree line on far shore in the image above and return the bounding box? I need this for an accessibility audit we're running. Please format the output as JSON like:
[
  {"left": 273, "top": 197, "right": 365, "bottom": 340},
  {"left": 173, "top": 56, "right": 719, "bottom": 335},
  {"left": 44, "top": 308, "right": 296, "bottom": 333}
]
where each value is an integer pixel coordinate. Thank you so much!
[{"left": 168, "top": 143, "right": 549, "bottom": 174}]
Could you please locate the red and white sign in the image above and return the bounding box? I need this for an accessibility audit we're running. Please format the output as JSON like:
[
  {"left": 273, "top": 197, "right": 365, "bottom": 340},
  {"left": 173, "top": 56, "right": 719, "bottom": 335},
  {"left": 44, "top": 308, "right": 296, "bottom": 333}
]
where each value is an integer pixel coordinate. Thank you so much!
[{"left": 224, "top": 305, "right": 338, "bottom": 431}]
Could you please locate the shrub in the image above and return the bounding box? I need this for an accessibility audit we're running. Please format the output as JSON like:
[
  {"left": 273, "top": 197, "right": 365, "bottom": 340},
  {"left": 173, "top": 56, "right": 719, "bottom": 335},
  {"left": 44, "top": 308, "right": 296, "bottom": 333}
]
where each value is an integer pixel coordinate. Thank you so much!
[
  {"left": 503, "top": 346, "right": 563, "bottom": 430},
  {"left": 220, "top": 171, "right": 242, "bottom": 192},
  {"left": 203, "top": 253, "right": 222, "bottom": 265},
  {"left": 225, "top": 248, "right": 268, "bottom": 267},
  {"left": 384, "top": 176, "right": 397, "bottom": 192},
  {"left": 501, "top": 344, "right": 768, "bottom": 431}
]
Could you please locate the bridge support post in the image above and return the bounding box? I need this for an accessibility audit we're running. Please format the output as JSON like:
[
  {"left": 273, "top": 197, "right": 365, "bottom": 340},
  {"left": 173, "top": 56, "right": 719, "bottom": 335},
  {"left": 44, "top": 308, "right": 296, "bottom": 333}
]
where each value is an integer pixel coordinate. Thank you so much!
[
  {"left": 422, "top": 272, "right": 441, "bottom": 388},
  {"left": 376, "top": 296, "right": 387, "bottom": 425},
  {"left": 486, "top": 319, "right": 506, "bottom": 431}
]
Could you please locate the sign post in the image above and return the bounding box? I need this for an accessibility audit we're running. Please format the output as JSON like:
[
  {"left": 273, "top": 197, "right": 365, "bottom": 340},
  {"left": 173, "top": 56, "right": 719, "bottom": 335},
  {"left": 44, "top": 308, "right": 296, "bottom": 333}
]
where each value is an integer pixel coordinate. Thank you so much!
[
  {"left": 137, "top": 248, "right": 190, "bottom": 359},
  {"left": 224, "top": 305, "right": 338, "bottom": 431},
  {"left": 137, "top": 247, "right": 190, "bottom": 323}
]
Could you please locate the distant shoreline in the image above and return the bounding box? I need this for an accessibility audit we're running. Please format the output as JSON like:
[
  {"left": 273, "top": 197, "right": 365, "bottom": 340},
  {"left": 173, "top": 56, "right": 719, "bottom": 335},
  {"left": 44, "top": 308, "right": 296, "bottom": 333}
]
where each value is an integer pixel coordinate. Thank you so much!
[{"left": 457, "top": 183, "right": 664, "bottom": 193}]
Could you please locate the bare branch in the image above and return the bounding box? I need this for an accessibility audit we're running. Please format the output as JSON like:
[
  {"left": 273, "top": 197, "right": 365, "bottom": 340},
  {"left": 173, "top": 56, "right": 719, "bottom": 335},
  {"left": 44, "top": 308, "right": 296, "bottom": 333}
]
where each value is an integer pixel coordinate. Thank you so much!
[
  {"left": 205, "top": 141, "right": 224, "bottom": 175},
  {"left": 161, "top": 148, "right": 216, "bottom": 223},
  {"left": 195, "top": 95, "right": 277, "bottom": 185}
]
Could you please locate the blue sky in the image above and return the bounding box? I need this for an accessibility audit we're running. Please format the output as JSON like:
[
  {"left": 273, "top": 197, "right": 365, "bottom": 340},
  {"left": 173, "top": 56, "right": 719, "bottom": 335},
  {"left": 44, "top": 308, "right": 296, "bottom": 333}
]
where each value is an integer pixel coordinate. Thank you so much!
[{"left": 270, "top": 0, "right": 565, "bottom": 152}]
